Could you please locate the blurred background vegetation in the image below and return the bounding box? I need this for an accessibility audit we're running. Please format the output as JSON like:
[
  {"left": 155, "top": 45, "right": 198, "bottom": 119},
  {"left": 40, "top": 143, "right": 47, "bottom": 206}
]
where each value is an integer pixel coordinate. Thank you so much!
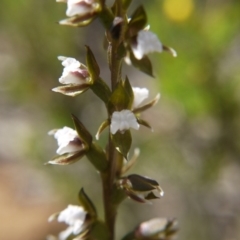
[{"left": 0, "top": 0, "right": 240, "bottom": 239}]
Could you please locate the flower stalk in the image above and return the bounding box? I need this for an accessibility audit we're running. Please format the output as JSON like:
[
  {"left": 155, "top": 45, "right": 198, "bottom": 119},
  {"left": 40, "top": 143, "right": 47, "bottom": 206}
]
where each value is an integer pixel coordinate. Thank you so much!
[{"left": 47, "top": 1, "right": 178, "bottom": 240}]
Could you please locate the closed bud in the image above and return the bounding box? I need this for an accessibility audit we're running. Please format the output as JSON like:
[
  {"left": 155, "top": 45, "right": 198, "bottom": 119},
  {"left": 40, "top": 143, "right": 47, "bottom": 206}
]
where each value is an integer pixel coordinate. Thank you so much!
[{"left": 118, "top": 174, "right": 164, "bottom": 203}]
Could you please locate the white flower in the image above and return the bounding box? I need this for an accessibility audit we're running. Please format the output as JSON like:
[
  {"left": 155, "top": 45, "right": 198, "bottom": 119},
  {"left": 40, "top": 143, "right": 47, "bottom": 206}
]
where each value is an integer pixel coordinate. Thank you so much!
[
  {"left": 132, "top": 87, "right": 149, "bottom": 108},
  {"left": 66, "top": 0, "right": 97, "bottom": 17},
  {"left": 49, "top": 205, "right": 87, "bottom": 240},
  {"left": 49, "top": 126, "right": 83, "bottom": 155},
  {"left": 132, "top": 30, "right": 163, "bottom": 60},
  {"left": 110, "top": 110, "right": 139, "bottom": 134},
  {"left": 58, "top": 56, "right": 89, "bottom": 85}
]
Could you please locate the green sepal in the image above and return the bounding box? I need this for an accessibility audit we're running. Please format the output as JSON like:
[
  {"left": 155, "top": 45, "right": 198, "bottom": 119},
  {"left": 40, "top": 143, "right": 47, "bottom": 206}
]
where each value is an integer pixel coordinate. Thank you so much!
[
  {"left": 46, "top": 151, "right": 86, "bottom": 165},
  {"left": 95, "top": 119, "right": 110, "bottom": 140},
  {"left": 130, "top": 51, "right": 154, "bottom": 77},
  {"left": 52, "top": 83, "right": 89, "bottom": 97},
  {"left": 108, "top": 80, "right": 132, "bottom": 113},
  {"left": 85, "top": 45, "right": 100, "bottom": 82},
  {"left": 86, "top": 142, "right": 108, "bottom": 172},
  {"left": 128, "top": 5, "right": 147, "bottom": 37},
  {"left": 90, "top": 78, "right": 111, "bottom": 104},
  {"left": 112, "top": 130, "right": 132, "bottom": 159},
  {"left": 136, "top": 118, "right": 152, "bottom": 131},
  {"left": 122, "top": 0, "right": 133, "bottom": 10},
  {"left": 89, "top": 220, "right": 110, "bottom": 240},
  {"left": 59, "top": 16, "right": 94, "bottom": 27},
  {"left": 127, "top": 174, "right": 159, "bottom": 191},
  {"left": 72, "top": 114, "right": 92, "bottom": 148},
  {"left": 78, "top": 188, "right": 97, "bottom": 218}
]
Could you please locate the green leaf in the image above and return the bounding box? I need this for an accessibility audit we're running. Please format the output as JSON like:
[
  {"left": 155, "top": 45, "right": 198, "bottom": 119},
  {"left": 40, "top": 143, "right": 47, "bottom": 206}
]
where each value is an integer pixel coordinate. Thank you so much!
[
  {"left": 98, "top": 6, "right": 114, "bottom": 29},
  {"left": 85, "top": 45, "right": 100, "bottom": 82},
  {"left": 108, "top": 80, "right": 132, "bottom": 113},
  {"left": 72, "top": 114, "right": 92, "bottom": 148},
  {"left": 130, "top": 52, "right": 154, "bottom": 77},
  {"left": 89, "top": 221, "right": 110, "bottom": 240},
  {"left": 52, "top": 84, "right": 89, "bottom": 97},
  {"left": 90, "top": 78, "right": 111, "bottom": 104},
  {"left": 122, "top": 0, "right": 133, "bottom": 10},
  {"left": 127, "top": 174, "right": 159, "bottom": 191},
  {"left": 46, "top": 151, "right": 86, "bottom": 165},
  {"left": 128, "top": 5, "right": 147, "bottom": 37},
  {"left": 86, "top": 142, "right": 108, "bottom": 171},
  {"left": 112, "top": 130, "right": 132, "bottom": 159},
  {"left": 123, "top": 76, "right": 134, "bottom": 108},
  {"left": 78, "top": 188, "right": 97, "bottom": 218}
]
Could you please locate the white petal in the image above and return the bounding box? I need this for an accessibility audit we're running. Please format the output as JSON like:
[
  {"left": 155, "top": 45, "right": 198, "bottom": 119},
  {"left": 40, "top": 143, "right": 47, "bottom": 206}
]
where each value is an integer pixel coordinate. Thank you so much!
[
  {"left": 132, "top": 30, "right": 163, "bottom": 60},
  {"left": 132, "top": 87, "right": 149, "bottom": 108},
  {"left": 50, "top": 127, "right": 83, "bottom": 154},
  {"left": 66, "top": 1, "right": 92, "bottom": 17},
  {"left": 59, "top": 226, "right": 74, "bottom": 240},
  {"left": 110, "top": 110, "right": 139, "bottom": 134},
  {"left": 59, "top": 71, "right": 86, "bottom": 84},
  {"left": 58, "top": 205, "right": 86, "bottom": 225}
]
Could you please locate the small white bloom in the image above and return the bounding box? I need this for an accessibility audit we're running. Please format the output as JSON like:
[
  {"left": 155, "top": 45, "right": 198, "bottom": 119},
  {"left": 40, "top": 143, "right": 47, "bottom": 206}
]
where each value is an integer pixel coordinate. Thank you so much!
[
  {"left": 110, "top": 110, "right": 139, "bottom": 134},
  {"left": 56, "top": 205, "right": 87, "bottom": 240},
  {"left": 66, "top": 0, "right": 96, "bottom": 17},
  {"left": 49, "top": 126, "right": 83, "bottom": 155},
  {"left": 132, "top": 30, "right": 163, "bottom": 60},
  {"left": 132, "top": 87, "right": 149, "bottom": 108},
  {"left": 58, "top": 56, "right": 89, "bottom": 85}
]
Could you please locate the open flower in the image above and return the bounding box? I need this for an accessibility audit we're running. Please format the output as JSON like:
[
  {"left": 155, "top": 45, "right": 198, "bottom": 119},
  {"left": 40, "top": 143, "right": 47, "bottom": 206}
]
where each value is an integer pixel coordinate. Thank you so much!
[
  {"left": 110, "top": 110, "right": 139, "bottom": 134},
  {"left": 49, "top": 205, "right": 87, "bottom": 240},
  {"left": 49, "top": 126, "right": 84, "bottom": 155},
  {"left": 52, "top": 57, "right": 91, "bottom": 96},
  {"left": 132, "top": 87, "right": 149, "bottom": 108},
  {"left": 57, "top": 0, "right": 101, "bottom": 27},
  {"left": 131, "top": 30, "right": 163, "bottom": 60},
  {"left": 58, "top": 56, "right": 90, "bottom": 85}
]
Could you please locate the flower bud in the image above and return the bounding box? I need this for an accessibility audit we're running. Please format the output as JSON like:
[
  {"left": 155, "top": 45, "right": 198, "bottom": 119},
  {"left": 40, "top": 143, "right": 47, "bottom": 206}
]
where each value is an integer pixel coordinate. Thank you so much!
[{"left": 118, "top": 174, "right": 164, "bottom": 203}]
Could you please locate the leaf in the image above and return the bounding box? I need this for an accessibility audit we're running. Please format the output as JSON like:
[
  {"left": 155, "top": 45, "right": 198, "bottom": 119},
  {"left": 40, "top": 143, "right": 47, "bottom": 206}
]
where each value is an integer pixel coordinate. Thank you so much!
[
  {"left": 52, "top": 84, "right": 89, "bottom": 97},
  {"left": 123, "top": 76, "right": 134, "bottom": 108},
  {"left": 78, "top": 188, "right": 97, "bottom": 218},
  {"left": 89, "top": 221, "right": 109, "bottom": 240},
  {"left": 98, "top": 6, "right": 114, "bottom": 29},
  {"left": 112, "top": 130, "right": 132, "bottom": 159},
  {"left": 108, "top": 80, "right": 132, "bottom": 113},
  {"left": 122, "top": 0, "right": 133, "bottom": 10},
  {"left": 90, "top": 78, "right": 111, "bottom": 104},
  {"left": 72, "top": 114, "right": 92, "bottom": 148},
  {"left": 86, "top": 142, "right": 108, "bottom": 171},
  {"left": 85, "top": 45, "right": 100, "bottom": 82},
  {"left": 46, "top": 151, "right": 86, "bottom": 165},
  {"left": 130, "top": 52, "right": 154, "bottom": 77}
]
